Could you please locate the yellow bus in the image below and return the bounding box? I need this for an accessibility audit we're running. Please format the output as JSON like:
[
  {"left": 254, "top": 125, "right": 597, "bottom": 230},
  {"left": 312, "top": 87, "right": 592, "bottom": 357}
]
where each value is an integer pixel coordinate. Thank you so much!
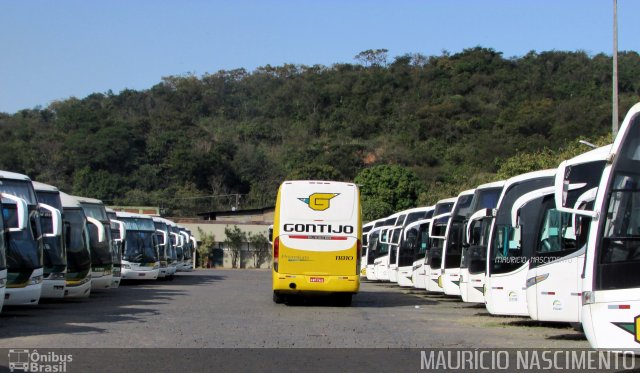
[{"left": 272, "top": 180, "right": 361, "bottom": 306}]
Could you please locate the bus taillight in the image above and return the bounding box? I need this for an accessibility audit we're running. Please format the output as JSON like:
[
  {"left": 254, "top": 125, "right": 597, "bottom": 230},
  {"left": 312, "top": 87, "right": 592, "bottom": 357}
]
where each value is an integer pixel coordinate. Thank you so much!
[{"left": 274, "top": 237, "right": 280, "bottom": 272}]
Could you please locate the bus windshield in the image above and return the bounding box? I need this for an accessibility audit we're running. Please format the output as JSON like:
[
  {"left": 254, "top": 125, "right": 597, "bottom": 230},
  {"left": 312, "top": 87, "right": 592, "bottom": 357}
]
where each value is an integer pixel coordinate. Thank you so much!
[
  {"left": 415, "top": 224, "right": 430, "bottom": 261},
  {"left": 444, "top": 217, "right": 465, "bottom": 269},
  {"left": 374, "top": 229, "right": 390, "bottom": 259},
  {"left": 597, "top": 175, "right": 640, "bottom": 290},
  {"left": 531, "top": 202, "right": 577, "bottom": 268},
  {"left": 0, "top": 204, "right": 5, "bottom": 270},
  {"left": 3, "top": 204, "right": 43, "bottom": 273},
  {"left": 428, "top": 222, "right": 447, "bottom": 269},
  {"left": 63, "top": 208, "right": 91, "bottom": 279},
  {"left": 124, "top": 231, "right": 159, "bottom": 263},
  {"left": 487, "top": 176, "right": 554, "bottom": 275},
  {"left": 367, "top": 231, "right": 380, "bottom": 265},
  {"left": 461, "top": 217, "right": 493, "bottom": 274},
  {"left": 36, "top": 191, "right": 66, "bottom": 273}
]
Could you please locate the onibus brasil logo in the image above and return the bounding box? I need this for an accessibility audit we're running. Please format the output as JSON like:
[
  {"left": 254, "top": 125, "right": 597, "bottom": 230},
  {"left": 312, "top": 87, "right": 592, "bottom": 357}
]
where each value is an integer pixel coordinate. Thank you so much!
[
  {"left": 298, "top": 193, "right": 339, "bottom": 211},
  {"left": 8, "top": 349, "right": 72, "bottom": 372}
]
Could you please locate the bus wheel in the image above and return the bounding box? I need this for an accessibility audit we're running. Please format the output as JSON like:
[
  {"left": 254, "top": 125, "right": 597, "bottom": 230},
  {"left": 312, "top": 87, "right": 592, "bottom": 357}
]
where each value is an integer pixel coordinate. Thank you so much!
[
  {"left": 273, "top": 291, "right": 285, "bottom": 304},
  {"left": 334, "top": 293, "right": 352, "bottom": 307},
  {"left": 570, "top": 322, "right": 583, "bottom": 332}
]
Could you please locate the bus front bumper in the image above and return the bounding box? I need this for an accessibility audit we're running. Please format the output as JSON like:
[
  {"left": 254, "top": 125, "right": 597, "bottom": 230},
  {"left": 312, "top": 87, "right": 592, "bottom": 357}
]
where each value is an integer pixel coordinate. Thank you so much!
[{"left": 40, "top": 278, "right": 66, "bottom": 299}]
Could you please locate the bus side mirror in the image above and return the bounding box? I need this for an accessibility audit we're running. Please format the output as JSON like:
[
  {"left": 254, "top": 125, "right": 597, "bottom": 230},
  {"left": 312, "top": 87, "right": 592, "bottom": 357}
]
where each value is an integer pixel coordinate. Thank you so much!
[
  {"left": 1, "top": 193, "right": 28, "bottom": 232},
  {"left": 86, "top": 216, "right": 106, "bottom": 243},
  {"left": 554, "top": 161, "right": 599, "bottom": 220},
  {"left": 38, "top": 203, "right": 62, "bottom": 237},
  {"left": 156, "top": 229, "right": 167, "bottom": 246},
  {"left": 111, "top": 219, "right": 126, "bottom": 242},
  {"left": 554, "top": 161, "right": 570, "bottom": 208},
  {"left": 465, "top": 208, "right": 492, "bottom": 244}
]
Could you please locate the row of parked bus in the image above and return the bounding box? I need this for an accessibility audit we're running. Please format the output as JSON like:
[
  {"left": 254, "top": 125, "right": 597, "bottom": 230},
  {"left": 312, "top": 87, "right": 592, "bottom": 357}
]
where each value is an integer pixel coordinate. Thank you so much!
[
  {"left": 361, "top": 103, "right": 640, "bottom": 351},
  {"left": 0, "top": 172, "right": 196, "bottom": 313}
]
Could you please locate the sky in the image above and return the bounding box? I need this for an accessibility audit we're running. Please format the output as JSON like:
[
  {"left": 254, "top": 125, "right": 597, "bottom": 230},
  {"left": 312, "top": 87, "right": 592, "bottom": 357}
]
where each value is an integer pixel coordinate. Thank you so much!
[{"left": 1, "top": 0, "right": 639, "bottom": 114}]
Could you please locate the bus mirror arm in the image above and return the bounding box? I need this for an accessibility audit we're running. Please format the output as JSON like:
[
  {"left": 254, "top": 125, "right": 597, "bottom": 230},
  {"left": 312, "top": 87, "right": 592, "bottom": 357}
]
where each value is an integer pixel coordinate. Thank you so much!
[
  {"left": 38, "top": 203, "right": 62, "bottom": 237},
  {"left": 156, "top": 229, "right": 167, "bottom": 246},
  {"left": 466, "top": 209, "right": 492, "bottom": 244},
  {"left": 1, "top": 193, "right": 28, "bottom": 232},
  {"left": 111, "top": 219, "right": 126, "bottom": 241},
  {"left": 86, "top": 216, "right": 106, "bottom": 243}
]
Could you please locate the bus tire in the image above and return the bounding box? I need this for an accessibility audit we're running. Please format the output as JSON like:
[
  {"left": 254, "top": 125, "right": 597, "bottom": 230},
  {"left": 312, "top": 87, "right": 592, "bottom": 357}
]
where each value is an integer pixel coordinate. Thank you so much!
[
  {"left": 273, "top": 291, "right": 285, "bottom": 304},
  {"left": 570, "top": 322, "right": 583, "bottom": 332}
]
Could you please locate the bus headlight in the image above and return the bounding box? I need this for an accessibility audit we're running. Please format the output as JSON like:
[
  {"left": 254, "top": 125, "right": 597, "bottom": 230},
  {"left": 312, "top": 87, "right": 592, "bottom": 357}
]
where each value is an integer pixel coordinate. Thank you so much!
[
  {"left": 123, "top": 264, "right": 131, "bottom": 269},
  {"left": 48, "top": 272, "right": 66, "bottom": 281},
  {"left": 30, "top": 275, "right": 44, "bottom": 285}
]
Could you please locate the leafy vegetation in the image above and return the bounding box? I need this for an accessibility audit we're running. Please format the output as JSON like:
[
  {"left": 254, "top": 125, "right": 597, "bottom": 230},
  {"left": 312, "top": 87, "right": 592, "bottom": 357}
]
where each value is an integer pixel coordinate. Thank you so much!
[{"left": 1, "top": 47, "right": 637, "bottom": 221}]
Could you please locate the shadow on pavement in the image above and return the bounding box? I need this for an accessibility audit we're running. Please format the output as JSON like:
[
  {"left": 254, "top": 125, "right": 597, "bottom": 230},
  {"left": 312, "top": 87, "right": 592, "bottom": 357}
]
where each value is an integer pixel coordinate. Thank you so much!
[{"left": 0, "top": 271, "right": 225, "bottom": 341}]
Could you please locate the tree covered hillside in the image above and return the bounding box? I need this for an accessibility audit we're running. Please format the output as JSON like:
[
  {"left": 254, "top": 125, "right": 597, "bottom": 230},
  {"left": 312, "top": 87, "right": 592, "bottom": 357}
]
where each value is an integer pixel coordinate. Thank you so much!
[{"left": 0, "top": 47, "right": 638, "bottom": 220}]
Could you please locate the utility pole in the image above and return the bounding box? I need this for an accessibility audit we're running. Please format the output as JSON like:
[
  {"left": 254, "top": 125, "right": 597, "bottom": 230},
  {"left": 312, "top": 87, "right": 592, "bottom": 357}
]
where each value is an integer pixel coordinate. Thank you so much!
[{"left": 612, "top": 0, "right": 619, "bottom": 137}]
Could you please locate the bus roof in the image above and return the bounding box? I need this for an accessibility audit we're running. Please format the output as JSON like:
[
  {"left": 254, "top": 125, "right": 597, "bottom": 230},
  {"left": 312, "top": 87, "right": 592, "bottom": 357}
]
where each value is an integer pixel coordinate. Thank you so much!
[
  {"left": 476, "top": 180, "right": 507, "bottom": 190},
  {"left": 32, "top": 181, "right": 60, "bottom": 192},
  {"left": 59, "top": 192, "right": 82, "bottom": 208},
  {"left": 116, "top": 211, "right": 153, "bottom": 220},
  {"left": 71, "top": 195, "right": 105, "bottom": 205},
  {"left": 0, "top": 169, "right": 31, "bottom": 182}
]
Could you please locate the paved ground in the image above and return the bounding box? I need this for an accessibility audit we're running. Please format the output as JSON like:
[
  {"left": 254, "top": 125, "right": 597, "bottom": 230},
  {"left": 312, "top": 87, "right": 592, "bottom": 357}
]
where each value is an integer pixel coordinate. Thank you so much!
[{"left": 0, "top": 269, "right": 588, "bottom": 349}]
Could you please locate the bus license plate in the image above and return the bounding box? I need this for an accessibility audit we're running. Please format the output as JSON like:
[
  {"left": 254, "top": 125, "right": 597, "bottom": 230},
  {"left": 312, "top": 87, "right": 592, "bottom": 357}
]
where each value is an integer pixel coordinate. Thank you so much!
[{"left": 310, "top": 277, "right": 324, "bottom": 283}]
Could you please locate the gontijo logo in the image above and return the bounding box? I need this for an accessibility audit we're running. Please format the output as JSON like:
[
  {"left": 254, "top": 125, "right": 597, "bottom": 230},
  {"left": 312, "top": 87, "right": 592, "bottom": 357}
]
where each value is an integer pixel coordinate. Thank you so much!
[
  {"left": 612, "top": 314, "right": 640, "bottom": 344},
  {"left": 298, "top": 193, "right": 339, "bottom": 211}
]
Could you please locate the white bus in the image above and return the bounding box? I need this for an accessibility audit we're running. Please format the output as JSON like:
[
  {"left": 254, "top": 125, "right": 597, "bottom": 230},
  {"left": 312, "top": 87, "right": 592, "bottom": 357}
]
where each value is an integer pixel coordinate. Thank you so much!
[
  {"left": 484, "top": 169, "right": 555, "bottom": 316},
  {"left": 32, "top": 181, "right": 67, "bottom": 299},
  {"left": 459, "top": 180, "right": 505, "bottom": 303},
  {"left": 179, "top": 227, "right": 194, "bottom": 272},
  {"left": 169, "top": 223, "right": 184, "bottom": 273},
  {"left": 441, "top": 189, "right": 475, "bottom": 296},
  {"left": 59, "top": 192, "right": 92, "bottom": 298},
  {"left": 373, "top": 212, "right": 402, "bottom": 281},
  {"left": 73, "top": 196, "right": 113, "bottom": 290},
  {"left": 360, "top": 221, "right": 376, "bottom": 277},
  {"left": 105, "top": 208, "right": 122, "bottom": 288},
  {"left": 0, "top": 170, "right": 60, "bottom": 306},
  {"left": 425, "top": 197, "right": 457, "bottom": 293},
  {"left": 365, "top": 218, "right": 389, "bottom": 281},
  {"left": 157, "top": 217, "right": 179, "bottom": 277},
  {"left": 152, "top": 217, "right": 172, "bottom": 279},
  {"left": 554, "top": 103, "right": 640, "bottom": 350},
  {"left": 524, "top": 145, "right": 609, "bottom": 324},
  {"left": 406, "top": 211, "right": 434, "bottom": 290},
  {"left": 116, "top": 212, "right": 160, "bottom": 280},
  {"left": 394, "top": 206, "right": 435, "bottom": 287}
]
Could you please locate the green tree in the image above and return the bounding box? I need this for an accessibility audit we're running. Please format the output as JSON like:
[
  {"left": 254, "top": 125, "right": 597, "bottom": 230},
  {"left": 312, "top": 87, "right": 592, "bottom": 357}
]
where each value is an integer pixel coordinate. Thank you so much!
[
  {"left": 354, "top": 165, "right": 423, "bottom": 221},
  {"left": 224, "top": 225, "right": 246, "bottom": 268},
  {"left": 197, "top": 228, "right": 216, "bottom": 268},
  {"left": 247, "top": 231, "right": 271, "bottom": 268}
]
